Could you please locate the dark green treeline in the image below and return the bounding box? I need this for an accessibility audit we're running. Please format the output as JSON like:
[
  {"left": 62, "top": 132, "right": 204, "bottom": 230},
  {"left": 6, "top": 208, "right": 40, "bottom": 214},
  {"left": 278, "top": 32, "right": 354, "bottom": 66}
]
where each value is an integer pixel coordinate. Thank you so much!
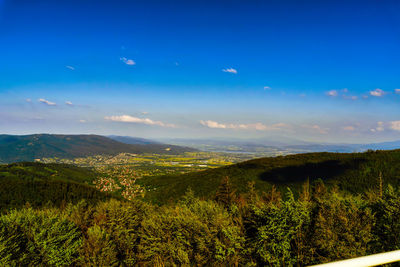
[{"left": 1, "top": 177, "right": 399, "bottom": 266}]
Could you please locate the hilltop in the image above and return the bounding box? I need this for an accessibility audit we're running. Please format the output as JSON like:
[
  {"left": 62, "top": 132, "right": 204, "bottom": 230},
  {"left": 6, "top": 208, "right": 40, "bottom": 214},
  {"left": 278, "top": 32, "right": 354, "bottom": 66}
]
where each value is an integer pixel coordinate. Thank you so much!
[
  {"left": 140, "top": 149, "right": 400, "bottom": 203},
  {"left": 0, "top": 134, "right": 196, "bottom": 163}
]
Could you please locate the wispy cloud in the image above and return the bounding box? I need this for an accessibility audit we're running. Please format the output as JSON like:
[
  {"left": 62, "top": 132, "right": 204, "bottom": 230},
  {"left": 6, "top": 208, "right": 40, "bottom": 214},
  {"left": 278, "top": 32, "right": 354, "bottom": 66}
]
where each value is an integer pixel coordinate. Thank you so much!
[
  {"left": 105, "top": 115, "right": 175, "bottom": 128},
  {"left": 395, "top": 89, "right": 400, "bottom": 94},
  {"left": 326, "top": 88, "right": 357, "bottom": 100},
  {"left": 342, "top": 126, "right": 355, "bottom": 131},
  {"left": 65, "top": 101, "right": 73, "bottom": 106},
  {"left": 65, "top": 65, "right": 75, "bottom": 70},
  {"left": 222, "top": 68, "right": 237, "bottom": 74},
  {"left": 370, "top": 88, "right": 385, "bottom": 97},
  {"left": 120, "top": 57, "right": 136, "bottom": 66},
  {"left": 79, "top": 119, "right": 87, "bottom": 123},
  {"left": 26, "top": 98, "right": 32, "bottom": 103},
  {"left": 200, "top": 120, "right": 288, "bottom": 131},
  {"left": 343, "top": 95, "right": 358, "bottom": 100},
  {"left": 370, "top": 121, "right": 384, "bottom": 132},
  {"left": 38, "top": 98, "right": 56, "bottom": 106},
  {"left": 264, "top": 86, "right": 271, "bottom": 90},
  {"left": 326, "top": 90, "right": 338, "bottom": 97}
]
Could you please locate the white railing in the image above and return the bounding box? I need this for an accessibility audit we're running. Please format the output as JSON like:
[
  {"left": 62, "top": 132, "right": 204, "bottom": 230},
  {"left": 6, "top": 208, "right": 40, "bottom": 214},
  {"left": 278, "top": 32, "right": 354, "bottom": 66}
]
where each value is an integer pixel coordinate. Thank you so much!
[{"left": 310, "top": 250, "right": 400, "bottom": 267}]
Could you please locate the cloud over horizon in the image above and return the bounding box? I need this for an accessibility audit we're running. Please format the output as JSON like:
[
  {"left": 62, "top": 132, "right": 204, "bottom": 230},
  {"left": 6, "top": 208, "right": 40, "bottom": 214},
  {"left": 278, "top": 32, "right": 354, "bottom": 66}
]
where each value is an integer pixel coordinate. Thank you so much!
[
  {"left": 38, "top": 98, "right": 56, "bottom": 106},
  {"left": 326, "top": 90, "right": 338, "bottom": 97},
  {"left": 199, "top": 120, "right": 288, "bottom": 131},
  {"left": 370, "top": 88, "right": 385, "bottom": 97},
  {"left": 105, "top": 115, "right": 175, "bottom": 128}
]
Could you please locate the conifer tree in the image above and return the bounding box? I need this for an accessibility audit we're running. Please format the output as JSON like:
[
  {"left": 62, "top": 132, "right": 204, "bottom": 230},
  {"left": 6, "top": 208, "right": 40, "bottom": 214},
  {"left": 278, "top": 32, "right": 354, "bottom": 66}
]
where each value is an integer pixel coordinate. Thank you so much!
[{"left": 215, "top": 176, "right": 236, "bottom": 208}]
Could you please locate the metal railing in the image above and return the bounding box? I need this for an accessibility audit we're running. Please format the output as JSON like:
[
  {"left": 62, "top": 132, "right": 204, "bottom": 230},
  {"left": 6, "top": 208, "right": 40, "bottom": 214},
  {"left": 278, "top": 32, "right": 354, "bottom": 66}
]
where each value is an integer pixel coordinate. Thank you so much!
[{"left": 310, "top": 250, "right": 400, "bottom": 267}]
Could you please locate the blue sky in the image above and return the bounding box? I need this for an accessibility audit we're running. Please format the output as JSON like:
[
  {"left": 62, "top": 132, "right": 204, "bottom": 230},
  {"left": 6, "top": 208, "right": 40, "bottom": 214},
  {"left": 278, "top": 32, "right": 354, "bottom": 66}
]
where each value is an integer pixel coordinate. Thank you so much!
[{"left": 1, "top": 0, "right": 400, "bottom": 143}]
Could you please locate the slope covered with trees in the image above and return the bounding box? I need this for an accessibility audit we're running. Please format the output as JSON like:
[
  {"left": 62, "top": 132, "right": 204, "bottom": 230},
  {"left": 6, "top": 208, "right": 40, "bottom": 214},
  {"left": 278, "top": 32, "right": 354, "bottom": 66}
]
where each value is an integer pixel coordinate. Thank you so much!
[
  {"left": 0, "top": 134, "right": 196, "bottom": 163},
  {"left": 1, "top": 181, "right": 399, "bottom": 266},
  {"left": 0, "top": 162, "right": 116, "bottom": 211},
  {"left": 140, "top": 149, "right": 400, "bottom": 203}
]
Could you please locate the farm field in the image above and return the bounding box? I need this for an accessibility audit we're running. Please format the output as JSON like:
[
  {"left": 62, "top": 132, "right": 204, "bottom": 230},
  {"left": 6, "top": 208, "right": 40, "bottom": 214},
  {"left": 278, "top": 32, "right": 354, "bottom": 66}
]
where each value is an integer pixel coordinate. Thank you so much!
[
  {"left": 41, "top": 152, "right": 257, "bottom": 176},
  {"left": 41, "top": 152, "right": 258, "bottom": 199}
]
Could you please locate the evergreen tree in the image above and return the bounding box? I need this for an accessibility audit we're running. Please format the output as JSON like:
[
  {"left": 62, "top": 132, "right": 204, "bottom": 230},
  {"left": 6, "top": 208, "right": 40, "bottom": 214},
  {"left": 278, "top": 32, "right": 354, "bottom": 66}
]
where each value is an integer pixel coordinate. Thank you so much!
[{"left": 215, "top": 176, "right": 236, "bottom": 208}]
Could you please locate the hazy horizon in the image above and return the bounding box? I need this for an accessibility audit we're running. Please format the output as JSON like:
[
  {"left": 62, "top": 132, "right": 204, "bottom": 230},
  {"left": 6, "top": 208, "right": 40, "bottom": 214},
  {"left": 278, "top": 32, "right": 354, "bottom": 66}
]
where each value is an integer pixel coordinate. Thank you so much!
[{"left": 1, "top": 0, "right": 400, "bottom": 143}]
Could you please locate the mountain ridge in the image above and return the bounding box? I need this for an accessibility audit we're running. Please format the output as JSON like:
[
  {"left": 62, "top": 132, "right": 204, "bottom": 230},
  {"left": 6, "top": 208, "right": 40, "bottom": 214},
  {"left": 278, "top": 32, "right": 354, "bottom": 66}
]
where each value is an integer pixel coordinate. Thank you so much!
[{"left": 0, "top": 134, "right": 196, "bottom": 163}]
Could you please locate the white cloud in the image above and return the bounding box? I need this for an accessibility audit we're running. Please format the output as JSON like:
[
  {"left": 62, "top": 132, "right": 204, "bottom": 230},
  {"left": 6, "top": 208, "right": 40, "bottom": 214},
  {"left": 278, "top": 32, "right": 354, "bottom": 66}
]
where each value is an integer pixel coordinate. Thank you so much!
[
  {"left": 199, "top": 120, "right": 288, "bottom": 131},
  {"left": 326, "top": 90, "right": 338, "bottom": 97},
  {"left": 65, "top": 65, "right": 75, "bottom": 70},
  {"left": 120, "top": 57, "right": 136, "bottom": 66},
  {"left": 65, "top": 101, "right": 73, "bottom": 106},
  {"left": 79, "top": 119, "right": 87, "bottom": 123},
  {"left": 105, "top": 115, "right": 175, "bottom": 128},
  {"left": 222, "top": 68, "right": 237, "bottom": 74},
  {"left": 38, "top": 98, "right": 56, "bottom": 106},
  {"left": 390, "top": 121, "right": 400, "bottom": 131},
  {"left": 264, "top": 86, "right": 271, "bottom": 90},
  {"left": 370, "top": 88, "right": 385, "bottom": 97},
  {"left": 395, "top": 89, "right": 400, "bottom": 94},
  {"left": 26, "top": 98, "right": 32, "bottom": 103}
]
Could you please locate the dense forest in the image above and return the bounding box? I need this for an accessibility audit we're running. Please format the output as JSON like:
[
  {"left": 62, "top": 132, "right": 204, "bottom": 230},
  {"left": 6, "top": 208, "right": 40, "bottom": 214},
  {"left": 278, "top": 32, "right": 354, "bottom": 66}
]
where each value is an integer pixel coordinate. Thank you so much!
[
  {"left": 0, "top": 162, "right": 116, "bottom": 211},
  {"left": 141, "top": 149, "right": 400, "bottom": 204},
  {"left": 1, "top": 150, "right": 400, "bottom": 265},
  {"left": 0, "top": 134, "right": 196, "bottom": 163},
  {"left": 1, "top": 178, "right": 399, "bottom": 266}
]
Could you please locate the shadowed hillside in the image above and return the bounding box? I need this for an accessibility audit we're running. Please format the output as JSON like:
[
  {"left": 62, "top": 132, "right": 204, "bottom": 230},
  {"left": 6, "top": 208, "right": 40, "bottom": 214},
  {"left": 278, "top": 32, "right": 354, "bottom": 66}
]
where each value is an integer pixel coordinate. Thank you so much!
[
  {"left": 140, "top": 150, "right": 400, "bottom": 204},
  {"left": 0, "top": 162, "right": 117, "bottom": 211},
  {"left": 0, "top": 134, "right": 197, "bottom": 163}
]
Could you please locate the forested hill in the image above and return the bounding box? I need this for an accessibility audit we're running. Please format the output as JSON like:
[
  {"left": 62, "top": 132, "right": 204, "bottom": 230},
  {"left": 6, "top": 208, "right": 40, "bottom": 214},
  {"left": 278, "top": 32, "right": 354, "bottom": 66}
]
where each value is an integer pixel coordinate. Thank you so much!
[
  {"left": 0, "top": 162, "right": 117, "bottom": 211},
  {"left": 0, "top": 134, "right": 196, "bottom": 163},
  {"left": 141, "top": 149, "right": 400, "bottom": 203}
]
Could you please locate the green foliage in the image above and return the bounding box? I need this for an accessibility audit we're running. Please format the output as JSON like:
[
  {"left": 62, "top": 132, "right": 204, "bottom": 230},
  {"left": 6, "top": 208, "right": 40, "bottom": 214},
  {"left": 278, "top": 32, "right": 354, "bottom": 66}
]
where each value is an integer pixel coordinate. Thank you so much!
[
  {"left": 138, "top": 199, "right": 243, "bottom": 265},
  {"left": 0, "top": 208, "right": 82, "bottom": 266},
  {"left": 80, "top": 225, "right": 119, "bottom": 266},
  {"left": 371, "top": 185, "right": 400, "bottom": 252},
  {"left": 215, "top": 176, "right": 236, "bottom": 208},
  {"left": 244, "top": 189, "right": 310, "bottom": 266},
  {"left": 141, "top": 150, "right": 400, "bottom": 204},
  {"left": 0, "top": 134, "right": 196, "bottom": 163},
  {"left": 2, "top": 150, "right": 400, "bottom": 265},
  {"left": 0, "top": 162, "right": 117, "bottom": 212},
  {"left": 307, "top": 188, "right": 373, "bottom": 264}
]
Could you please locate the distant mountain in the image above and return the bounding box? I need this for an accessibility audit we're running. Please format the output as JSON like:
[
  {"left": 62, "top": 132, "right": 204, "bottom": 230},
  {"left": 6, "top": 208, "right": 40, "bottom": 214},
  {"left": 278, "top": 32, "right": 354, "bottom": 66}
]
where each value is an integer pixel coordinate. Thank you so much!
[
  {"left": 157, "top": 138, "right": 356, "bottom": 153},
  {"left": 141, "top": 149, "right": 400, "bottom": 204},
  {"left": 0, "top": 134, "right": 197, "bottom": 163},
  {"left": 358, "top": 140, "right": 400, "bottom": 151},
  {"left": 108, "top": 135, "right": 160, "bottom": 145},
  {"left": 158, "top": 137, "right": 400, "bottom": 154}
]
